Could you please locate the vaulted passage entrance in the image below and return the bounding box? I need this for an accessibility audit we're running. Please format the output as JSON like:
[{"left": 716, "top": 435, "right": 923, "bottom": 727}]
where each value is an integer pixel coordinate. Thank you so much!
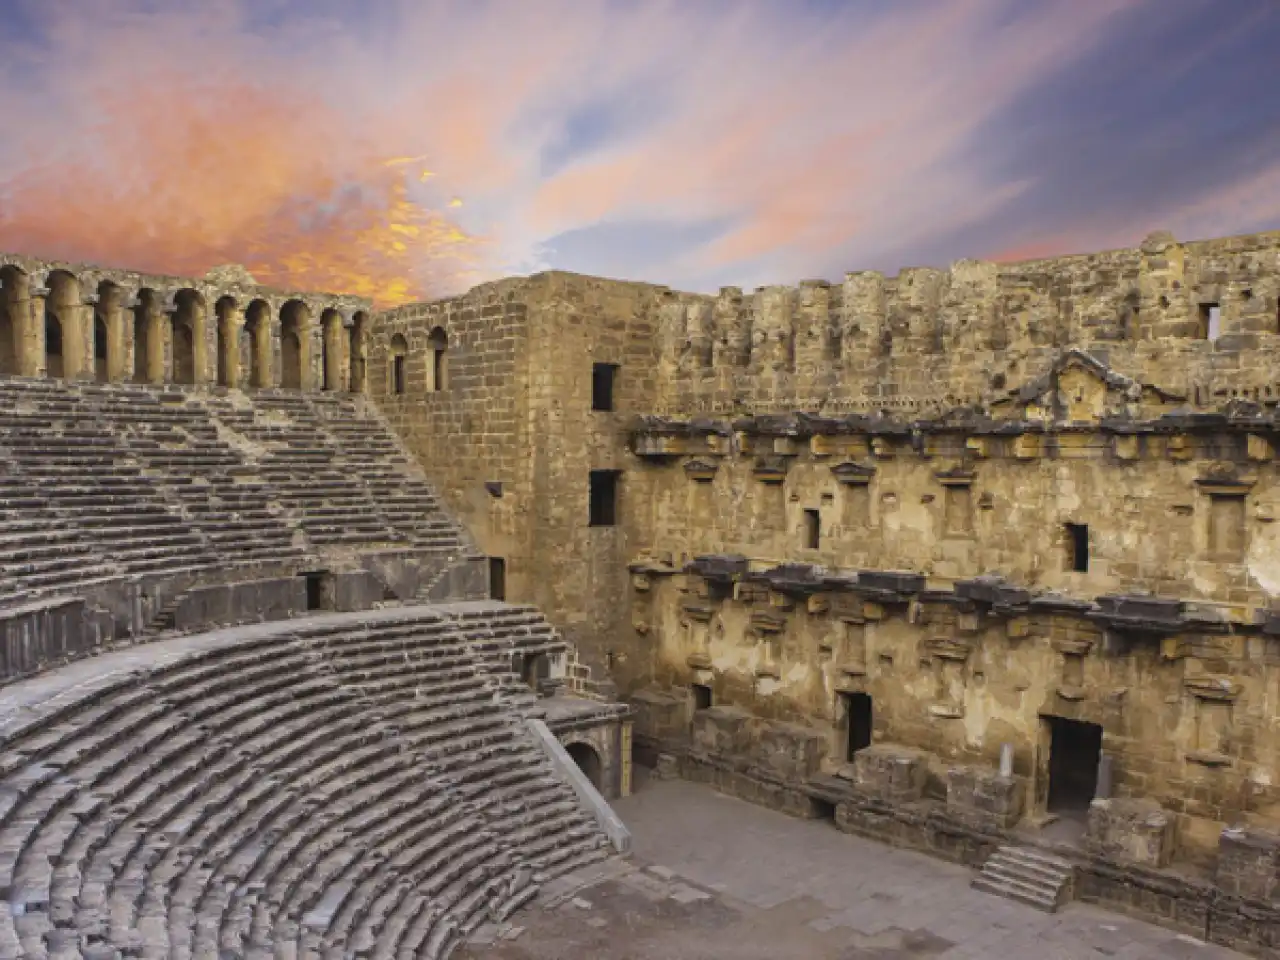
[
  {"left": 567, "top": 742, "right": 602, "bottom": 790},
  {"left": 1046, "top": 716, "right": 1102, "bottom": 814}
]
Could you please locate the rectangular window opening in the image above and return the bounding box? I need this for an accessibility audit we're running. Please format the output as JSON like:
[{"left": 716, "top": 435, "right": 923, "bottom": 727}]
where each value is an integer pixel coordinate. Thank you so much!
[
  {"left": 588, "top": 469, "right": 621, "bottom": 527},
  {"left": 1199, "top": 302, "right": 1221, "bottom": 341},
  {"left": 803, "top": 508, "right": 821, "bottom": 549},
  {"left": 392, "top": 355, "right": 406, "bottom": 395},
  {"left": 592, "top": 362, "right": 619, "bottom": 412},
  {"left": 691, "top": 683, "right": 713, "bottom": 711},
  {"left": 488, "top": 557, "right": 506, "bottom": 601},
  {"left": 1065, "top": 523, "right": 1089, "bottom": 573}
]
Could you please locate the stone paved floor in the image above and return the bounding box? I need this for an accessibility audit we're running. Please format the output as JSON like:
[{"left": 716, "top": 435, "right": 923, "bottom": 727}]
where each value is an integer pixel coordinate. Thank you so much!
[{"left": 462, "top": 776, "right": 1248, "bottom": 959}]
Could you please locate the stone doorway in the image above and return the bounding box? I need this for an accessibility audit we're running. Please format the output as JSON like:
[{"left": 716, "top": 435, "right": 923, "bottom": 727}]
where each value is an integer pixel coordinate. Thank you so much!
[
  {"left": 841, "top": 691, "right": 873, "bottom": 761},
  {"left": 567, "top": 742, "right": 603, "bottom": 789},
  {"left": 1045, "top": 716, "right": 1102, "bottom": 814}
]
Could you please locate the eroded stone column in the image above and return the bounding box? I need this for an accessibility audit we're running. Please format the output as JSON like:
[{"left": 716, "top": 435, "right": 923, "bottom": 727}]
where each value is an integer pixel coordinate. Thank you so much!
[{"left": 21, "top": 286, "right": 48, "bottom": 377}]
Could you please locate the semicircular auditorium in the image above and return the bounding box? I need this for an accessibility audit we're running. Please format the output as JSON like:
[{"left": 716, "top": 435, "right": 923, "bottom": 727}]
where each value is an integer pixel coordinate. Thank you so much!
[{"left": 3, "top": 228, "right": 1280, "bottom": 957}]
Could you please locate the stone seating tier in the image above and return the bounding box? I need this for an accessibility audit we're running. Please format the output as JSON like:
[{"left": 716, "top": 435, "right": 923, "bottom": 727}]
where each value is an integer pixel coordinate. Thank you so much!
[
  {"left": 0, "top": 605, "right": 609, "bottom": 959},
  {"left": 0, "top": 378, "right": 476, "bottom": 612}
]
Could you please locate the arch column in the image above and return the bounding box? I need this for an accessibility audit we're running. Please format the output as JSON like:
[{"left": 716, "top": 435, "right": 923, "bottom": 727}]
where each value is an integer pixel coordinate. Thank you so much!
[
  {"left": 220, "top": 306, "right": 244, "bottom": 388},
  {"left": 66, "top": 296, "right": 95, "bottom": 381},
  {"left": 21, "top": 286, "right": 48, "bottom": 377},
  {"left": 148, "top": 304, "right": 169, "bottom": 383},
  {"left": 192, "top": 299, "right": 212, "bottom": 385},
  {"left": 105, "top": 294, "right": 129, "bottom": 383}
]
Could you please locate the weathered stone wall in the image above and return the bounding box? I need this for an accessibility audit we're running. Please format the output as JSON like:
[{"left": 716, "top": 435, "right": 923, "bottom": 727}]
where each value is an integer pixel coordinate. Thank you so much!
[
  {"left": 370, "top": 272, "right": 665, "bottom": 674},
  {"left": 649, "top": 230, "right": 1280, "bottom": 416},
  {"left": 368, "top": 227, "right": 1280, "bottom": 864}
]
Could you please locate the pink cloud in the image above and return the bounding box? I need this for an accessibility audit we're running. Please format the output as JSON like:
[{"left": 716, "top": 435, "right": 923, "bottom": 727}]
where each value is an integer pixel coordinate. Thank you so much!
[{"left": 0, "top": 0, "right": 1171, "bottom": 302}]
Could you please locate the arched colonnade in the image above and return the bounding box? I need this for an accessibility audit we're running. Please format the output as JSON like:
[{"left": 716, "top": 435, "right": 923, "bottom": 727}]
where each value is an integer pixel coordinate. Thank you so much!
[{"left": 0, "top": 264, "right": 371, "bottom": 392}]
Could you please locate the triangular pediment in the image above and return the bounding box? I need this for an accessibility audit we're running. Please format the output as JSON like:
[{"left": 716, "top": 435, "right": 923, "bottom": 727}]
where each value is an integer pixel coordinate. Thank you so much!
[{"left": 996, "top": 349, "right": 1185, "bottom": 425}]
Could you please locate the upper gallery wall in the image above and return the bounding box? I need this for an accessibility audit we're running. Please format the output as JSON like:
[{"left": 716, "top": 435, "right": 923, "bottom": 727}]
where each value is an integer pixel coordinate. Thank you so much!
[
  {"left": 646, "top": 229, "right": 1280, "bottom": 415},
  {"left": 0, "top": 252, "right": 372, "bottom": 391}
]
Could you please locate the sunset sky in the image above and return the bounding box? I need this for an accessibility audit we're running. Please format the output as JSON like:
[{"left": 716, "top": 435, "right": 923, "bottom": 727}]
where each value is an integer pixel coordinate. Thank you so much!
[{"left": 0, "top": 0, "right": 1277, "bottom": 305}]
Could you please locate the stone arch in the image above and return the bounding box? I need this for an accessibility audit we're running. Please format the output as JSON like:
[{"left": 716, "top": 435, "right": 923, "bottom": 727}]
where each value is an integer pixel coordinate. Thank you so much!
[
  {"left": 132, "top": 288, "right": 161, "bottom": 383},
  {"left": 215, "top": 296, "right": 238, "bottom": 387},
  {"left": 44, "top": 308, "right": 64, "bottom": 378},
  {"left": 93, "top": 314, "right": 109, "bottom": 381},
  {"left": 95, "top": 281, "right": 127, "bottom": 383},
  {"left": 0, "top": 264, "right": 25, "bottom": 376},
  {"left": 349, "top": 311, "right": 368, "bottom": 393},
  {"left": 428, "top": 325, "right": 448, "bottom": 392},
  {"left": 44, "top": 270, "right": 83, "bottom": 379},
  {"left": 320, "top": 308, "right": 344, "bottom": 391},
  {"left": 279, "top": 299, "right": 309, "bottom": 390},
  {"left": 565, "top": 741, "right": 603, "bottom": 789},
  {"left": 388, "top": 332, "right": 408, "bottom": 395},
  {"left": 170, "top": 288, "right": 203, "bottom": 385},
  {"left": 243, "top": 299, "right": 272, "bottom": 388}
]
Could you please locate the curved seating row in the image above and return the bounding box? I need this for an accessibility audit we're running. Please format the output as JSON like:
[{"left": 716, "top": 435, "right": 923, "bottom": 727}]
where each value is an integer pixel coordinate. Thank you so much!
[
  {"left": 0, "top": 604, "right": 608, "bottom": 959},
  {"left": 0, "top": 378, "right": 474, "bottom": 612}
]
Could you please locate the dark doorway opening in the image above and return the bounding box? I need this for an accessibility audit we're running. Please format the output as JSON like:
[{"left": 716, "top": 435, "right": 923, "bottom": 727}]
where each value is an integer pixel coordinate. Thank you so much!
[
  {"left": 521, "top": 652, "right": 550, "bottom": 690},
  {"left": 591, "top": 362, "right": 618, "bottom": 411},
  {"left": 691, "top": 683, "right": 712, "bottom": 711},
  {"left": 588, "top": 470, "right": 620, "bottom": 526},
  {"left": 1065, "top": 523, "right": 1089, "bottom": 573},
  {"left": 810, "top": 797, "right": 837, "bottom": 821},
  {"left": 302, "top": 571, "right": 330, "bottom": 612},
  {"left": 841, "top": 691, "right": 873, "bottom": 760},
  {"left": 803, "top": 508, "right": 821, "bottom": 549},
  {"left": 392, "top": 354, "right": 406, "bottom": 395},
  {"left": 1047, "top": 716, "right": 1103, "bottom": 813},
  {"left": 489, "top": 557, "right": 506, "bottom": 601},
  {"left": 566, "top": 742, "right": 603, "bottom": 789}
]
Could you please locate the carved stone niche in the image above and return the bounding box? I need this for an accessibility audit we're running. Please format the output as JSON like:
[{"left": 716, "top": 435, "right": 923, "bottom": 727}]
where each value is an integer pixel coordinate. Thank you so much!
[
  {"left": 1184, "top": 674, "right": 1242, "bottom": 767},
  {"left": 750, "top": 610, "right": 786, "bottom": 679},
  {"left": 831, "top": 461, "right": 875, "bottom": 485},
  {"left": 933, "top": 467, "right": 974, "bottom": 487},
  {"left": 1112, "top": 433, "right": 1141, "bottom": 461},
  {"left": 1051, "top": 635, "right": 1094, "bottom": 702},
  {"left": 753, "top": 455, "right": 789, "bottom": 484},
  {"left": 683, "top": 458, "right": 719, "bottom": 483},
  {"left": 926, "top": 636, "right": 971, "bottom": 719}
]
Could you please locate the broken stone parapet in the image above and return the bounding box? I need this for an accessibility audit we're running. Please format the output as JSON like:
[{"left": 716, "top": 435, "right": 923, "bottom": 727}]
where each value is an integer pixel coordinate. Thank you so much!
[
  {"left": 945, "top": 764, "right": 1026, "bottom": 830},
  {"left": 853, "top": 743, "right": 929, "bottom": 802},
  {"left": 1215, "top": 825, "right": 1280, "bottom": 900},
  {"left": 1086, "top": 797, "right": 1175, "bottom": 868}
]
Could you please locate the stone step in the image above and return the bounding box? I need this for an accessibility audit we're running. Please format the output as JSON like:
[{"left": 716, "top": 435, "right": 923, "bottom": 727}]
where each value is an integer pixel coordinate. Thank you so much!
[{"left": 971, "top": 845, "right": 1073, "bottom": 913}]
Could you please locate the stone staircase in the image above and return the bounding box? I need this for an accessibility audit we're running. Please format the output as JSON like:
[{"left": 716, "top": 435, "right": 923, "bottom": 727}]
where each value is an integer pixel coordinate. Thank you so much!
[{"left": 971, "top": 845, "right": 1074, "bottom": 912}]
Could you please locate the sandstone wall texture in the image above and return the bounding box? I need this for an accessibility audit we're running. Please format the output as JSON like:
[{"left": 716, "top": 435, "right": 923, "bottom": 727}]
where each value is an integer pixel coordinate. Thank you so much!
[{"left": 367, "top": 228, "right": 1280, "bottom": 867}]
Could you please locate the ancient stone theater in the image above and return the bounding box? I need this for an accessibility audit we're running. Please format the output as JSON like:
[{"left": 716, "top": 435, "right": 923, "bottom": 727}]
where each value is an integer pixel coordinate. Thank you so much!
[{"left": 3, "top": 228, "right": 1280, "bottom": 957}]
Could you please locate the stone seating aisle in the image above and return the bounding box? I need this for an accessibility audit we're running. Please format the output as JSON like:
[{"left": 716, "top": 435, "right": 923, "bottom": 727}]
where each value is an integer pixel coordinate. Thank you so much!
[
  {"left": 0, "top": 380, "right": 220, "bottom": 591},
  {"left": 437, "top": 602, "right": 572, "bottom": 712},
  {"left": 0, "top": 606, "right": 611, "bottom": 959},
  {"left": 214, "top": 392, "right": 403, "bottom": 549},
  {"left": 85, "top": 386, "right": 304, "bottom": 566},
  {"left": 309, "top": 394, "right": 473, "bottom": 555}
]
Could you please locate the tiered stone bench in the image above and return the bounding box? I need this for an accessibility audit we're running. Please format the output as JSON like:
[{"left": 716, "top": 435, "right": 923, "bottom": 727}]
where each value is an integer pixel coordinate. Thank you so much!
[
  {"left": 0, "top": 377, "right": 475, "bottom": 617},
  {"left": 0, "top": 605, "right": 612, "bottom": 959}
]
